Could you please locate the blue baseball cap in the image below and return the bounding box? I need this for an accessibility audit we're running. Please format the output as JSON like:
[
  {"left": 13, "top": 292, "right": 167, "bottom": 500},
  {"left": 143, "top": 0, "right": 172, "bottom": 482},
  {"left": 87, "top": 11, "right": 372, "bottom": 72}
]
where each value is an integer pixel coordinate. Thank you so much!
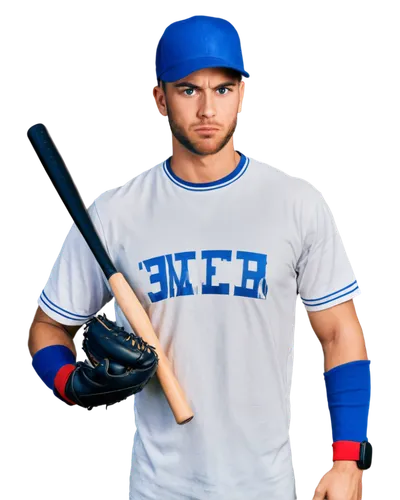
[{"left": 156, "top": 15, "right": 250, "bottom": 83}]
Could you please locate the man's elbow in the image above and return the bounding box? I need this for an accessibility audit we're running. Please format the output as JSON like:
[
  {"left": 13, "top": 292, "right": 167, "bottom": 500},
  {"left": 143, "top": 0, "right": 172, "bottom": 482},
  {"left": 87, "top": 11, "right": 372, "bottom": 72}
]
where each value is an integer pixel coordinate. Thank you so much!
[{"left": 308, "top": 300, "right": 368, "bottom": 363}]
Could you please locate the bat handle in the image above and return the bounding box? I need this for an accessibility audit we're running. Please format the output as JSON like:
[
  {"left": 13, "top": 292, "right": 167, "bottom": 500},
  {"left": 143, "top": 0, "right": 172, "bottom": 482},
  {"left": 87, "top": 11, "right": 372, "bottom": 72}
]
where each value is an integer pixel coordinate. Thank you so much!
[{"left": 109, "top": 273, "right": 194, "bottom": 425}]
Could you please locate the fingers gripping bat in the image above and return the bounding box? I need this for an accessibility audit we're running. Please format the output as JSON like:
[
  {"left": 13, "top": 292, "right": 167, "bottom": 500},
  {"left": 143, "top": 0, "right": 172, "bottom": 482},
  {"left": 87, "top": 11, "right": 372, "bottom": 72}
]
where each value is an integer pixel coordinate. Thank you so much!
[{"left": 28, "top": 123, "right": 194, "bottom": 425}]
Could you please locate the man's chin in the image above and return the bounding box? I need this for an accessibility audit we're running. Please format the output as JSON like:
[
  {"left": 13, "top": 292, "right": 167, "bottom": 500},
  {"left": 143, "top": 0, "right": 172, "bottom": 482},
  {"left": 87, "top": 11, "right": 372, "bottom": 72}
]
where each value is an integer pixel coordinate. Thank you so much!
[
  {"left": 193, "top": 141, "right": 228, "bottom": 156},
  {"left": 192, "top": 142, "right": 223, "bottom": 156}
]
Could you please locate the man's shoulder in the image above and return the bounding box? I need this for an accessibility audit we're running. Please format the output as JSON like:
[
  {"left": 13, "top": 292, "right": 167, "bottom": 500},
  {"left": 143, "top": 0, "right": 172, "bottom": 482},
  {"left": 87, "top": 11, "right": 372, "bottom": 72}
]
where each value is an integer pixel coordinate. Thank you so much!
[
  {"left": 249, "top": 156, "right": 321, "bottom": 200},
  {"left": 93, "top": 160, "right": 164, "bottom": 211}
]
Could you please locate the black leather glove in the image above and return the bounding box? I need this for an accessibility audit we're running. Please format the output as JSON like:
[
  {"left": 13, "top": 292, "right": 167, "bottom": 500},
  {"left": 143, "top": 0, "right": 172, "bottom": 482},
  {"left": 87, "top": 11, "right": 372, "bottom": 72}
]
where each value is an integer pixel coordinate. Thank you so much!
[{"left": 54, "top": 314, "right": 159, "bottom": 410}]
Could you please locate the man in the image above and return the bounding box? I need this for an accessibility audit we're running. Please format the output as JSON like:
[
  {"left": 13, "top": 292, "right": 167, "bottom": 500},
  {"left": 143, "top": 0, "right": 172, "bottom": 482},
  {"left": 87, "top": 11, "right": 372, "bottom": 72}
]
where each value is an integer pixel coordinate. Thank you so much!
[{"left": 29, "top": 15, "right": 371, "bottom": 500}]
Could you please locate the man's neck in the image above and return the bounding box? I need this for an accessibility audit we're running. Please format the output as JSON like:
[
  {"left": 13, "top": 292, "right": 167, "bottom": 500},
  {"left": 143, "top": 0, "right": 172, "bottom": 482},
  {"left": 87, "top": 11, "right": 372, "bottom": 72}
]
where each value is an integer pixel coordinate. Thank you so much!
[{"left": 169, "top": 147, "right": 241, "bottom": 184}]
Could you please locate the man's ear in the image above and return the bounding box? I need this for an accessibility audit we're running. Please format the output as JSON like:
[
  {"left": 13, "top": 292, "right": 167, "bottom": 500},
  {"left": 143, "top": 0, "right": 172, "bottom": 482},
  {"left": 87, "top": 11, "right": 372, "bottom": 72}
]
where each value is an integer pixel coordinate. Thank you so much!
[
  {"left": 238, "top": 80, "right": 248, "bottom": 118},
  {"left": 153, "top": 85, "right": 168, "bottom": 117}
]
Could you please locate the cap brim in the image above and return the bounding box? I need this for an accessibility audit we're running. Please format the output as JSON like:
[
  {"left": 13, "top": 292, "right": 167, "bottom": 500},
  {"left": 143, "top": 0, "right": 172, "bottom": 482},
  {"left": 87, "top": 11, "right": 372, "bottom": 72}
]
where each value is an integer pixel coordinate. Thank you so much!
[{"left": 160, "top": 56, "right": 250, "bottom": 82}]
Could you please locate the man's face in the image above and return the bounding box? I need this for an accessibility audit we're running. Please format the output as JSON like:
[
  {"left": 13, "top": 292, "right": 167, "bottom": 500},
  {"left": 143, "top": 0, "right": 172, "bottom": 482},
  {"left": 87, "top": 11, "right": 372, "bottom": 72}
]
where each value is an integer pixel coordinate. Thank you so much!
[{"left": 154, "top": 67, "right": 245, "bottom": 156}]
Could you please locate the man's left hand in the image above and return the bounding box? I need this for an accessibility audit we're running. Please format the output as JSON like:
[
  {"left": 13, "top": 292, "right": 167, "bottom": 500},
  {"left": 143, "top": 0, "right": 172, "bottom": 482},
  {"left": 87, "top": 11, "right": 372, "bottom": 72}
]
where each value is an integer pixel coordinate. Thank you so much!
[{"left": 312, "top": 460, "right": 363, "bottom": 499}]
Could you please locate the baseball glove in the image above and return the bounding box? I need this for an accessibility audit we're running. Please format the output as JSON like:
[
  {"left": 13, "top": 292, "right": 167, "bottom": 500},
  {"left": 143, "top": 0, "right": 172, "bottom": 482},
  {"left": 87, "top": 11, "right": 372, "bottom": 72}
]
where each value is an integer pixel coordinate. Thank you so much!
[{"left": 58, "top": 313, "right": 159, "bottom": 410}]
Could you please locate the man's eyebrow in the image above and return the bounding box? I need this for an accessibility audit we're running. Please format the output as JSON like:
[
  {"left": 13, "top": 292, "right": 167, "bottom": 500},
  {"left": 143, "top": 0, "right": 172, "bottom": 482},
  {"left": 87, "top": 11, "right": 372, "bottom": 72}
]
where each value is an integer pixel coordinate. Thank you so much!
[{"left": 172, "top": 81, "right": 238, "bottom": 89}]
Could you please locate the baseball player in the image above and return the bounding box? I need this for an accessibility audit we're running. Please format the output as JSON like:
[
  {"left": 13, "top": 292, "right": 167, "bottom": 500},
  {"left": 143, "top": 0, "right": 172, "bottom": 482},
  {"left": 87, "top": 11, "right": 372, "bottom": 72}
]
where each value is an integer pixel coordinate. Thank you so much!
[{"left": 28, "top": 15, "right": 372, "bottom": 500}]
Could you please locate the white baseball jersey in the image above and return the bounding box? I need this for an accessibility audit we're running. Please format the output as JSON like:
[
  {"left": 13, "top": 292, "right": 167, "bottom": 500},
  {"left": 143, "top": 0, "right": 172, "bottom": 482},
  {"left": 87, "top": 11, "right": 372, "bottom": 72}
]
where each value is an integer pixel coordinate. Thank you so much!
[{"left": 38, "top": 151, "right": 360, "bottom": 499}]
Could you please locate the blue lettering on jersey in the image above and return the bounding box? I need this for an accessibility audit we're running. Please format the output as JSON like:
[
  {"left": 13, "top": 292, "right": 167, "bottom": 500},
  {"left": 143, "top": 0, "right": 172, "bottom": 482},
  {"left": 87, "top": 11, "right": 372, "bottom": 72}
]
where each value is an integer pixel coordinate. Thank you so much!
[
  {"left": 202, "top": 249, "right": 232, "bottom": 295},
  {"left": 139, "top": 249, "right": 268, "bottom": 303}
]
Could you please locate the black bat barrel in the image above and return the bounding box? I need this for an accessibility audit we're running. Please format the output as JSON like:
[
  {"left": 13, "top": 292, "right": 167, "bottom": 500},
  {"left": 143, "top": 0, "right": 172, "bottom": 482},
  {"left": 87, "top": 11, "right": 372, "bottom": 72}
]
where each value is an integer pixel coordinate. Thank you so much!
[{"left": 27, "top": 123, "right": 117, "bottom": 280}]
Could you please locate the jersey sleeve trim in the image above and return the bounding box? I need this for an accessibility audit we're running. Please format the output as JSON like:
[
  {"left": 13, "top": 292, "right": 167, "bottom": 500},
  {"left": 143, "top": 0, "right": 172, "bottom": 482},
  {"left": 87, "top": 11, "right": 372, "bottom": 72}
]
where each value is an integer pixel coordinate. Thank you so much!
[
  {"left": 300, "top": 280, "right": 359, "bottom": 307},
  {"left": 39, "top": 289, "right": 94, "bottom": 321}
]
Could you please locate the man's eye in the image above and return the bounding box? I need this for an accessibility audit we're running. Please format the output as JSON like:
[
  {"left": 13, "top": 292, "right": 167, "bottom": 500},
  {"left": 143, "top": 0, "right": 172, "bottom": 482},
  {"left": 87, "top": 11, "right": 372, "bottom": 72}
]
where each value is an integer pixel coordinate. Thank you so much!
[{"left": 183, "top": 87, "right": 231, "bottom": 96}]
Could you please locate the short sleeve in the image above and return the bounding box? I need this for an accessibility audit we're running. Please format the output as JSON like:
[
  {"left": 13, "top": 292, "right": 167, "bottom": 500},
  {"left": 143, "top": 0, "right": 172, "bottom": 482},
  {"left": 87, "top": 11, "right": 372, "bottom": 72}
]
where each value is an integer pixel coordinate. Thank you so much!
[
  {"left": 37, "top": 200, "right": 113, "bottom": 326},
  {"left": 295, "top": 189, "right": 360, "bottom": 312}
]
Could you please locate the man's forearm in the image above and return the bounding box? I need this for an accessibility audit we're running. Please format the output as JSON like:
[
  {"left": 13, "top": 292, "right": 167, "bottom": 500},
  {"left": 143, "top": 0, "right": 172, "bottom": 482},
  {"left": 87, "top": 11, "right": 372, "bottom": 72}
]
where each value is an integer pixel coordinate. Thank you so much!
[{"left": 322, "top": 322, "right": 371, "bottom": 468}]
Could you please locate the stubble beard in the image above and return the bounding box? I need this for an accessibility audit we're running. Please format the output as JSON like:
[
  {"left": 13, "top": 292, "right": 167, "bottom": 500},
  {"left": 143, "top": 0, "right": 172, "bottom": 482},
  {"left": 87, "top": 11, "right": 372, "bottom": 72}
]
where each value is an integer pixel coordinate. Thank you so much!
[{"left": 166, "top": 101, "right": 238, "bottom": 156}]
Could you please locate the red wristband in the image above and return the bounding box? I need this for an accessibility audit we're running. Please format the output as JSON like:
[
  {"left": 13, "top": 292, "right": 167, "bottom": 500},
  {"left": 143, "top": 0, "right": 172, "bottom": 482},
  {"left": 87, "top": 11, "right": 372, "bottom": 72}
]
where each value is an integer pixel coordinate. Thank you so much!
[
  {"left": 333, "top": 440, "right": 361, "bottom": 461},
  {"left": 54, "top": 364, "right": 76, "bottom": 406}
]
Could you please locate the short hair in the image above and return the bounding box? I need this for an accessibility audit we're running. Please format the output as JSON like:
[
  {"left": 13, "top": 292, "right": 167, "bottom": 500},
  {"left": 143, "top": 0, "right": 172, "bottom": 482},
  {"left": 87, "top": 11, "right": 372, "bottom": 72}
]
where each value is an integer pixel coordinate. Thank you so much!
[{"left": 157, "top": 68, "right": 243, "bottom": 93}]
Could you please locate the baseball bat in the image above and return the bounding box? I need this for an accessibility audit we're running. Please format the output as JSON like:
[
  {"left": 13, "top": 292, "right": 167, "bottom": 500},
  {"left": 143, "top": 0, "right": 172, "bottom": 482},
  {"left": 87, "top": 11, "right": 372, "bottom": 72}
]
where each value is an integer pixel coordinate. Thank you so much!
[{"left": 27, "top": 123, "right": 194, "bottom": 425}]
